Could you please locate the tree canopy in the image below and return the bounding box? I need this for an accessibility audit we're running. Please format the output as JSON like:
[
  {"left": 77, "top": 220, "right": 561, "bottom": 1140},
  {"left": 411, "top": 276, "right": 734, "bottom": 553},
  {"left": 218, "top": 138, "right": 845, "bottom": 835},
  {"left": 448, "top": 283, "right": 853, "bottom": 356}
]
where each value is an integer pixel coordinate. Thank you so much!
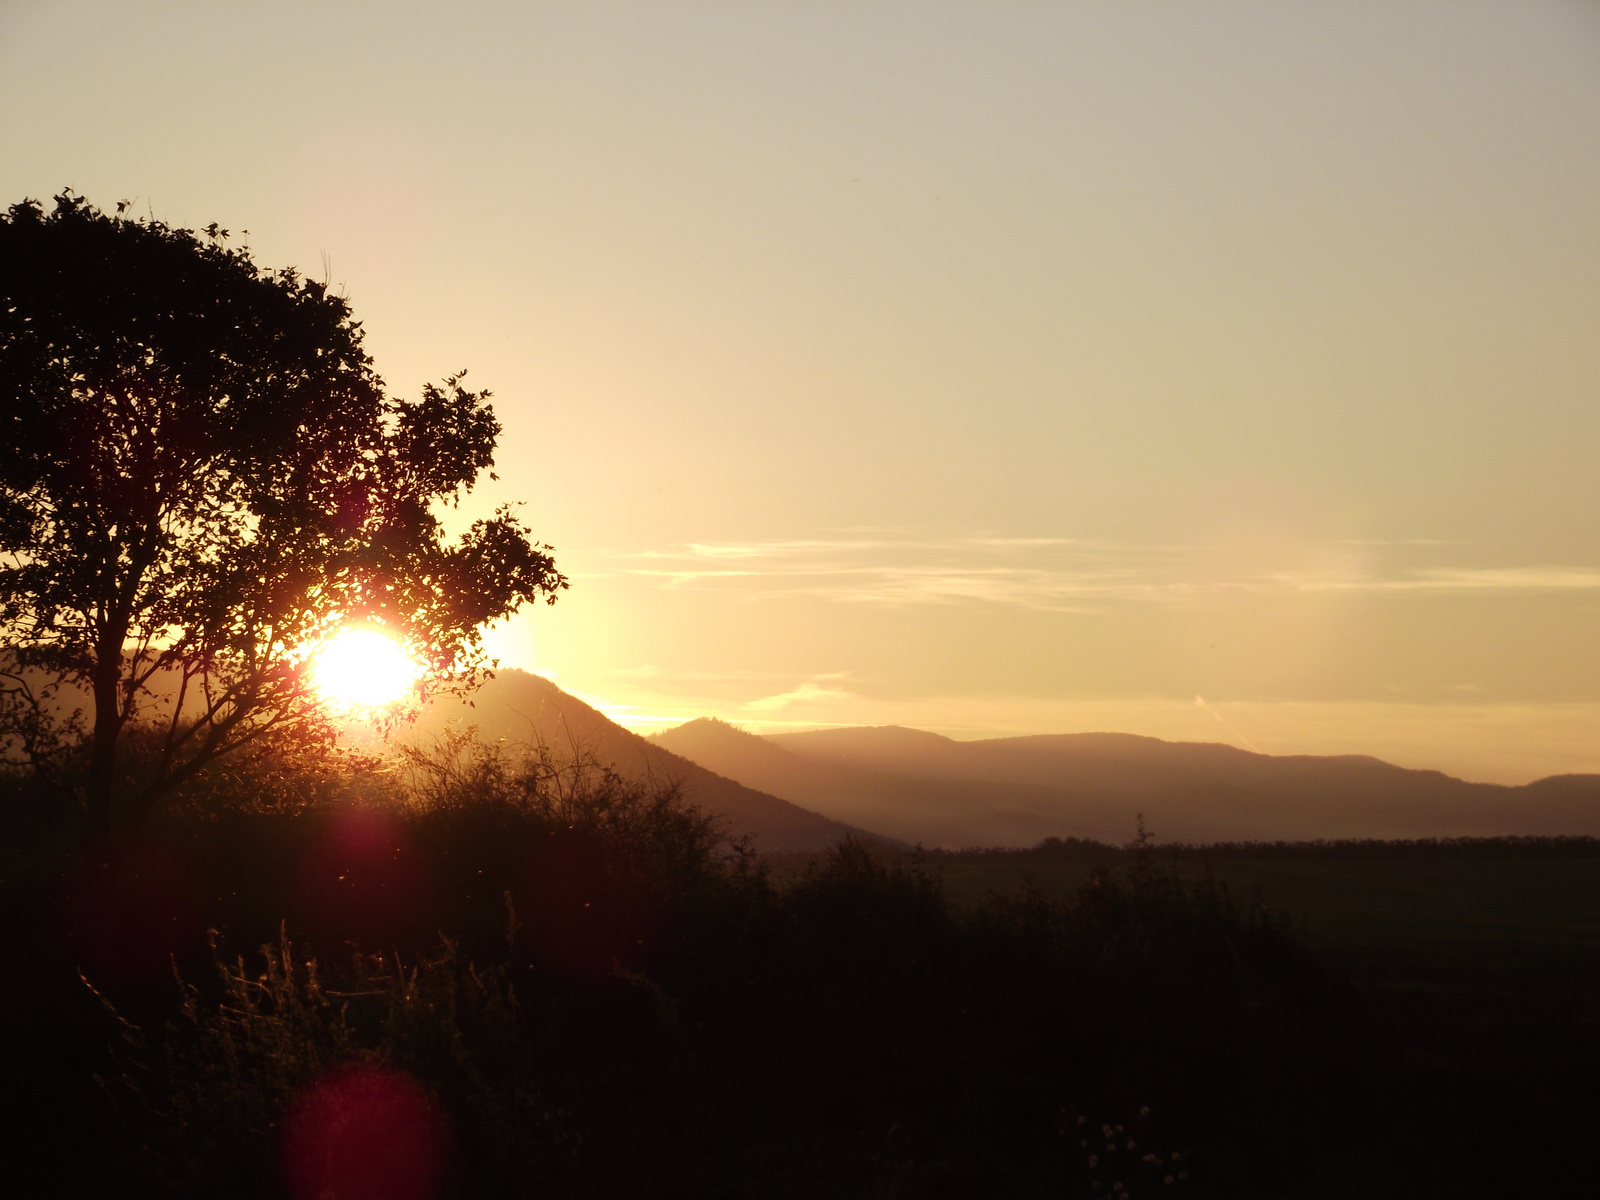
[{"left": 0, "top": 192, "right": 566, "bottom": 836}]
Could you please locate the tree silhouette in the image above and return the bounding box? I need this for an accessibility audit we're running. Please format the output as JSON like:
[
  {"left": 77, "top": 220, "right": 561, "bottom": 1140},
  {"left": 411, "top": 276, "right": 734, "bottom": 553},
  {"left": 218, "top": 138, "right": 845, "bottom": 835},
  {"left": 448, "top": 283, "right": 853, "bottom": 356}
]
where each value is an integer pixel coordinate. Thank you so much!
[{"left": 0, "top": 192, "right": 566, "bottom": 839}]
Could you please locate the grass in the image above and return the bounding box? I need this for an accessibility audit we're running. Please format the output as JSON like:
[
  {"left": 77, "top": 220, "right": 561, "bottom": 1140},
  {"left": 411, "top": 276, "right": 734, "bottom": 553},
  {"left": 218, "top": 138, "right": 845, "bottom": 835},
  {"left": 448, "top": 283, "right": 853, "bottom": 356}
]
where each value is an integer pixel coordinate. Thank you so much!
[
  {"left": 6, "top": 748, "right": 1600, "bottom": 1198},
  {"left": 920, "top": 846, "right": 1600, "bottom": 979}
]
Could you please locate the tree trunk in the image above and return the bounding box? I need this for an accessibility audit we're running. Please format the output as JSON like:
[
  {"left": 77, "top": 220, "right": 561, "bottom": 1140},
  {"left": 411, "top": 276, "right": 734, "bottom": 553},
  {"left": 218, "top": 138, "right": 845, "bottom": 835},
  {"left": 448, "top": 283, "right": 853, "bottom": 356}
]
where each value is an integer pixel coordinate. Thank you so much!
[
  {"left": 83, "top": 657, "right": 122, "bottom": 846},
  {"left": 85, "top": 543, "right": 148, "bottom": 847}
]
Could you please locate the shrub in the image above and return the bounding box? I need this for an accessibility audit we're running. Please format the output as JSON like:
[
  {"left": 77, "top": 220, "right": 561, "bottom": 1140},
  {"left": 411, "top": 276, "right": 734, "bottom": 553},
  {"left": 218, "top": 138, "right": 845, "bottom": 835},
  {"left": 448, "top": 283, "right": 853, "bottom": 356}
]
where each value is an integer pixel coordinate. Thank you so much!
[{"left": 74, "top": 739, "right": 1328, "bottom": 1198}]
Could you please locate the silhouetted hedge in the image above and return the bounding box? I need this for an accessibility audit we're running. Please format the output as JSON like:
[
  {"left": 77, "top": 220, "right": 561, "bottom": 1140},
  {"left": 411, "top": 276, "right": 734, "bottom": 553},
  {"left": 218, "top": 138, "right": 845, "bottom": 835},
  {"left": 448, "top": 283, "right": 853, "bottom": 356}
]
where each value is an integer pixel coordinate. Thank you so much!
[
  {"left": 10, "top": 736, "right": 1568, "bottom": 1197},
  {"left": 982, "top": 833, "right": 1600, "bottom": 862}
]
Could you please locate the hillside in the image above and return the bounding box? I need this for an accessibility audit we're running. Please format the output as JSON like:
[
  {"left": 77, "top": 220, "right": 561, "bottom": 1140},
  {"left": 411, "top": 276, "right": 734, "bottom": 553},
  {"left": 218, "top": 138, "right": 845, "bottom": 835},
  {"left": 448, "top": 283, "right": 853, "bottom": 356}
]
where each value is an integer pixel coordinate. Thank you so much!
[
  {"left": 649, "top": 719, "right": 1055, "bottom": 848},
  {"left": 651, "top": 720, "right": 1600, "bottom": 846},
  {"left": 394, "top": 672, "right": 886, "bottom": 852}
]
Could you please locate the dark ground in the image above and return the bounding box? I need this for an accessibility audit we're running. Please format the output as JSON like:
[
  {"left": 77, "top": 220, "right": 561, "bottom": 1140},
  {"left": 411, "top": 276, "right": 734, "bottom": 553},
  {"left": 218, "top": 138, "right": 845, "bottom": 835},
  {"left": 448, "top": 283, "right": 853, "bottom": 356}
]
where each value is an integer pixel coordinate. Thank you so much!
[{"left": 5, "top": 793, "right": 1598, "bottom": 1198}]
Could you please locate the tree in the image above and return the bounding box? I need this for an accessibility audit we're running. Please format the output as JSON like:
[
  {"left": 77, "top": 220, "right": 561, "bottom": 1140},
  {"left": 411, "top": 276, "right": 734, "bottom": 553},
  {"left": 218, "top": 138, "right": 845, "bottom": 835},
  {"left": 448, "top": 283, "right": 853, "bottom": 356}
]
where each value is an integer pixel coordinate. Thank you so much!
[{"left": 0, "top": 192, "right": 567, "bottom": 839}]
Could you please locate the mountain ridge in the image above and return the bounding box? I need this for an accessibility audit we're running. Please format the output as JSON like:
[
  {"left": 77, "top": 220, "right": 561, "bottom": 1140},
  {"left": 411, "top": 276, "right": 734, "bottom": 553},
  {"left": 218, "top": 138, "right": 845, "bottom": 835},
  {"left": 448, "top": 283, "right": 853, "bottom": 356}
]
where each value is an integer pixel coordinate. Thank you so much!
[
  {"left": 397, "top": 673, "right": 894, "bottom": 852},
  {"left": 652, "top": 718, "right": 1600, "bottom": 847}
]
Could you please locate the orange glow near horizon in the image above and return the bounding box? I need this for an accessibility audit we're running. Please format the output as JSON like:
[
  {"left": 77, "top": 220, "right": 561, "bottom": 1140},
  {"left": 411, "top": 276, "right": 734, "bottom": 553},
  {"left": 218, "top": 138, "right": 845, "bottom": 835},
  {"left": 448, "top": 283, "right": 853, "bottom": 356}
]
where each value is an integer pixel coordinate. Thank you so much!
[
  {"left": 12, "top": 4, "right": 1595, "bottom": 780},
  {"left": 312, "top": 627, "right": 421, "bottom": 709}
]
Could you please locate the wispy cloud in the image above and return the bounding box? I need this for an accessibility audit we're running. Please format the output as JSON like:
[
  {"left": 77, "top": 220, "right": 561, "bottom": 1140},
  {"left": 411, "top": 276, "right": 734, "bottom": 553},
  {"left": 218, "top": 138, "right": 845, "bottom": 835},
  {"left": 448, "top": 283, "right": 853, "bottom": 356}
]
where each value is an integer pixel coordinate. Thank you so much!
[
  {"left": 601, "top": 533, "right": 1600, "bottom": 611},
  {"left": 745, "top": 679, "right": 854, "bottom": 711},
  {"left": 610, "top": 534, "right": 1171, "bottom": 611},
  {"left": 1378, "top": 567, "right": 1600, "bottom": 592},
  {"left": 1262, "top": 565, "right": 1600, "bottom": 594}
]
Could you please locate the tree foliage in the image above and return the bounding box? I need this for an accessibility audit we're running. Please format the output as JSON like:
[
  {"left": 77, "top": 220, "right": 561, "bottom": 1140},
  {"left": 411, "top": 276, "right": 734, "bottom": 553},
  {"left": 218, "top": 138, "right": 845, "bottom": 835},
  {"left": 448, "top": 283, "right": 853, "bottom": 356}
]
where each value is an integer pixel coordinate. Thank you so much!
[{"left": 0, "top": 192, "right": 566, "bottom": 833}]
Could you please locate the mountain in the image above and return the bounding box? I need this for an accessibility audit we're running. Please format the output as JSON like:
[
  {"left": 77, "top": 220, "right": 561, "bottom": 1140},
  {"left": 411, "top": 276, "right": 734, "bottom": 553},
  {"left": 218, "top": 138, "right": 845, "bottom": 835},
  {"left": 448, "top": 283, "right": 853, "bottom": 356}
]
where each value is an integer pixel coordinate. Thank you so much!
[
  {"left": 649, "top": 719, "right": 1056, "bottom": 848},
  {"left": 651, "top": 721, "right": 1600, "bottom": 846},
  {"left": 395, "top": 672, "right": 885, "bottom": 852}
]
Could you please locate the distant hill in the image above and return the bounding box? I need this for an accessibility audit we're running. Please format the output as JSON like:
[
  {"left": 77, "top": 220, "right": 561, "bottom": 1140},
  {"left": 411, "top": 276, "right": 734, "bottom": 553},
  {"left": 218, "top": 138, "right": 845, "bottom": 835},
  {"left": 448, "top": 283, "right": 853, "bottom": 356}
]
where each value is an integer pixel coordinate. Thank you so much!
[
  {"left": 393, "top": 672, "right": 887, "bottom": 852},
  {"left": 649, "top": 719, "right": 1056, "bottom": 848},
  {"left": 651, "top": 720, "right": 1600, "bottom": 846}
]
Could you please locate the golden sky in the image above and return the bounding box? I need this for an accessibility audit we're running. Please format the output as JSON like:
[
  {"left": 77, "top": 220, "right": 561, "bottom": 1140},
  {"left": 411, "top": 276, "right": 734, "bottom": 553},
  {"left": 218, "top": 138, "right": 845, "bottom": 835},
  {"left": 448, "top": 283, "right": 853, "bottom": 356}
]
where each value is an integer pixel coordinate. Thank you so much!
[{"left": 4, "top": 1, "right": 1598, "bottom": 781}]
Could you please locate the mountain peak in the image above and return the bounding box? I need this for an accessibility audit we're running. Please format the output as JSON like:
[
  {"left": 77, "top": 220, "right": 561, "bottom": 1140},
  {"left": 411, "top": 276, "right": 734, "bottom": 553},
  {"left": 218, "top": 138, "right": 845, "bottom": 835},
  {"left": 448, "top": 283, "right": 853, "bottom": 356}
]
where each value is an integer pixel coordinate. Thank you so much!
[{"left": 404, "top": 672, "right": 889, "bottom": 851}]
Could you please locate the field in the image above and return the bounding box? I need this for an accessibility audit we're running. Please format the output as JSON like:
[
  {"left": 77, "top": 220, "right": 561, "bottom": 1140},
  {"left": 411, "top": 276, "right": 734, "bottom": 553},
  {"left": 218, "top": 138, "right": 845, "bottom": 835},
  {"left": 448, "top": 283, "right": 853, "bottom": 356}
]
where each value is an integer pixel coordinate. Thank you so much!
[
  {"left": 766, "top": 838, "right": 1600, "bottom": 975},
  {"left": 929, "top": 846, "right": 1600, "bottom": 977},
  {"left": 932, "top": 839, "right": 1600, "bottom": 1195},
  {"left": 9, "top": 760, "right": 1600, "bottom": 1198},
  {"left": 767, "top": 835, "right": 1600, "bottom": 1195}
]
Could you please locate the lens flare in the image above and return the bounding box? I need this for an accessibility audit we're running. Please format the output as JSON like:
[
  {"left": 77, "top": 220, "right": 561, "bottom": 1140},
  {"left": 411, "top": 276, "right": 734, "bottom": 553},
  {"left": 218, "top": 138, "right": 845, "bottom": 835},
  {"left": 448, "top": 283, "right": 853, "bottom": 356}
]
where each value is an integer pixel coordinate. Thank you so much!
[
  {"left": 281, "top": 1064, "right": 450, "bottom": 1200},
  {"left": 312, "top": 627, "right": 420, "bottom": 708}
]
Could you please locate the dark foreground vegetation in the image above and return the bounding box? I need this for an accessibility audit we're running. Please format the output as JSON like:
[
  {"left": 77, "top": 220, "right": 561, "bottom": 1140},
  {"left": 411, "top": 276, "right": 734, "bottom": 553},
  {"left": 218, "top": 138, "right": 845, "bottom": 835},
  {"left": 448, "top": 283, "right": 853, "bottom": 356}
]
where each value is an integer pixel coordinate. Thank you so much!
[{"left": 4, "top": 740, "right": 1597, "bottom": 1198}]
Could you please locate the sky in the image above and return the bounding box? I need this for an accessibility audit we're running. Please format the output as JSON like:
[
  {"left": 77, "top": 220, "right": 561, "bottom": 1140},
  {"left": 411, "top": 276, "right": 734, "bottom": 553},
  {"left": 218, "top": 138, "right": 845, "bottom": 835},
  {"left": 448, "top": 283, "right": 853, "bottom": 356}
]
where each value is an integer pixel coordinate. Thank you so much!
[{"left": 3, "top": 1, "right": 1598, "bottom": 782}]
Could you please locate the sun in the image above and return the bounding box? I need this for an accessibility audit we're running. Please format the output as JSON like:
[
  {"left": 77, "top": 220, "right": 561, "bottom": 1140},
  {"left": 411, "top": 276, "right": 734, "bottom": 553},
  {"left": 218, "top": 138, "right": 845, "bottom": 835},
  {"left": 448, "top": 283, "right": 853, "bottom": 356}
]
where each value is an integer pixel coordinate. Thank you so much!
[{"left": 312, "top": 627, "right": 421, "bottom": 708}]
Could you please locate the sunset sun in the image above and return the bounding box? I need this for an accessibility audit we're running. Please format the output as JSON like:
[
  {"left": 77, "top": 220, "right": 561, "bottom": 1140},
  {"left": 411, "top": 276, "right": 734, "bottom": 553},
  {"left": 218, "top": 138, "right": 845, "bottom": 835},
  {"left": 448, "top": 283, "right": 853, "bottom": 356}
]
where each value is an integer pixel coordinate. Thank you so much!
[
  {"left": 4, "top": 4, "right": 1598, "bottom": 1192},
  {"left": 312, "top": 627, "right": 421, "bottom": 708}
]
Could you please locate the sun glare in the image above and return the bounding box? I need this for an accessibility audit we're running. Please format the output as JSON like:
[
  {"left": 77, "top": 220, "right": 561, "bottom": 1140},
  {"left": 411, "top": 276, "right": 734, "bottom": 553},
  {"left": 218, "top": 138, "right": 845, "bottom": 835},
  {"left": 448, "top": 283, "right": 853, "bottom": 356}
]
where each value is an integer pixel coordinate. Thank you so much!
[{"left": 312, "top": 628, "right": 420, "bottom": 708}]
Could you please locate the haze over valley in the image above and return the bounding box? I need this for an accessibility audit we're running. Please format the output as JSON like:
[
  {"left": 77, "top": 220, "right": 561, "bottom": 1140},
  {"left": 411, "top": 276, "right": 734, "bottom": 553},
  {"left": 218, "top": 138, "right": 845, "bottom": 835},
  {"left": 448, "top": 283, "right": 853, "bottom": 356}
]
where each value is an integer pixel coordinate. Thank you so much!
[
  {"left": 410, "top": 671, "right": 1600, "bottom": 849},
  {"left": 6, "top": 5, "right": 1600, "bottom": 1195},
  {"left": 7, "top": 1, "right": 1597, "bottom": 786}
]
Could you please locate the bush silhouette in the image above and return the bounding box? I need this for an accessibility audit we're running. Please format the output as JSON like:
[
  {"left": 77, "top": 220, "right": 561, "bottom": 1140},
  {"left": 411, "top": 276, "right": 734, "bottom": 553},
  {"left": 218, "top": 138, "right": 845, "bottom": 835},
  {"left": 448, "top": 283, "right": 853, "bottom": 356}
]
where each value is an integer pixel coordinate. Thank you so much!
[
  {"left": 0, "top": 192, "right": 565, "bottom": 842},
  {"left": 52, "top": 736, "right": 1338, "bottom": 1198}
]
